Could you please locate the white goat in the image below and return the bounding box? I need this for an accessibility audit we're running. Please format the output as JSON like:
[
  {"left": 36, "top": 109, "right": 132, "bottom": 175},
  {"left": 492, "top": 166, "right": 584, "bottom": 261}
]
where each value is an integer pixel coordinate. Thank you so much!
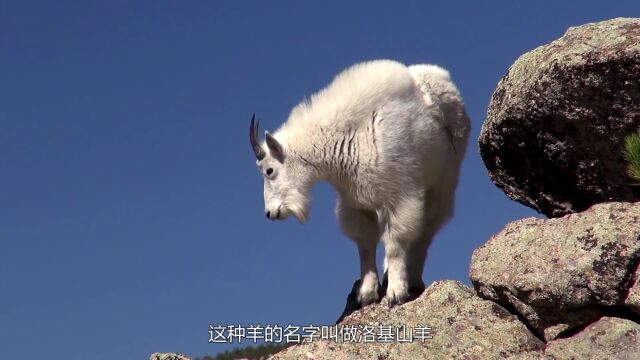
[{"left": 249, "top": 60, "right": 470, "bottom": 307}]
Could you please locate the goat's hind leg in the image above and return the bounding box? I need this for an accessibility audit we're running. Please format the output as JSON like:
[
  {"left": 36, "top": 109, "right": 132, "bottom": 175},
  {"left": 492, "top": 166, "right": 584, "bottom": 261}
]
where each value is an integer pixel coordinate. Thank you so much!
[
  {"left": 406, "top": 192, "right": 442, "bottom": 296},
  {"left": 407, "top": 170, "right": 459, "bottom": 297},
  {"left": 336, "top": 200, "right": 380, "bottom": 306},
  {"left": 380, "top": 195, "right": 425, "bottom": 307},
  {"left": 406, "top": 219, "right": 438, "bottom": 297}
]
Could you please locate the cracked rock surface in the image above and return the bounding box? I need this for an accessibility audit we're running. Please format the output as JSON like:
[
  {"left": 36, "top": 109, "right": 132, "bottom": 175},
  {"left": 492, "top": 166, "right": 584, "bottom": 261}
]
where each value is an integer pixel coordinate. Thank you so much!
[
  {"left": 470, "top": 202, "right": 640, "bottom": 341},
  {"left": 479, "top": 17, "right": 640, "bottom": 218}
]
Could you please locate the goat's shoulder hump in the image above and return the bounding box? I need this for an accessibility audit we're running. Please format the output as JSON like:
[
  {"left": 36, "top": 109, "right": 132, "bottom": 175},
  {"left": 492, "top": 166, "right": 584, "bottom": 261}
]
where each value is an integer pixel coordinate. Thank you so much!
[
  {"left": 331, "top": 60, "right": 412, "bottom": 91},
  {"left": 283, "top": 60, "right": 414, "bottom": 130}
]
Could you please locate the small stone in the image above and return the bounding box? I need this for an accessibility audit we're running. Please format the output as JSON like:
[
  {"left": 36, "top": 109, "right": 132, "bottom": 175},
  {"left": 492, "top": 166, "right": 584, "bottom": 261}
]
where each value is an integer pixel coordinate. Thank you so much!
[{"left": 149, "top": 353, "right": 191, "bottom": 360}]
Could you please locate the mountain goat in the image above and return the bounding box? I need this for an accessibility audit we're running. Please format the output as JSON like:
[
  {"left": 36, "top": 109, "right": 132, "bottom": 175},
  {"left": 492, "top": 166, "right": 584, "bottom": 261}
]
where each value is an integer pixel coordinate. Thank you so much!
[{"left": 249, "top": 60, "right": 470, "bottom": 307}]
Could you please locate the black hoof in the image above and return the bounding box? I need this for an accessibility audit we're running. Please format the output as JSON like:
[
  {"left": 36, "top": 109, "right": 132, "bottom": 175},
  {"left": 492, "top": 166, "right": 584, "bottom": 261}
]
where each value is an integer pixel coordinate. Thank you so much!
[
  {"left": 408, "top": 283, "right": 426, "bottom": 298},
  {"left": 379, "top": 271, "right": 388, "bottom": 299},
  {"left": 336, "top": 279, "right": 363, "bottom": 323},
  {"left": 387, "top": 297, "right": 399, "bottom": 308},
  {"left": 384, "top": 292, "right": 410, "bottom": 308}
]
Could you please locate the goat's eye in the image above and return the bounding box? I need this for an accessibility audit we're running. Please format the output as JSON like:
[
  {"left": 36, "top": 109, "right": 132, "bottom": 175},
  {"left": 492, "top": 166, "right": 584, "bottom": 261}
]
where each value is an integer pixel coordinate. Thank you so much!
[{"left": 266, "top": 168, "right": 274, "bottom": 176}]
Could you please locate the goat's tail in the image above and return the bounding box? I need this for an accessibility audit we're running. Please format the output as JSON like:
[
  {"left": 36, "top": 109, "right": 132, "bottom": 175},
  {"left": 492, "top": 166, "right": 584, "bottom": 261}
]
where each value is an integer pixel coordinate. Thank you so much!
[{"left": 408, "top": 64, "right": 471, "bottom": 151}]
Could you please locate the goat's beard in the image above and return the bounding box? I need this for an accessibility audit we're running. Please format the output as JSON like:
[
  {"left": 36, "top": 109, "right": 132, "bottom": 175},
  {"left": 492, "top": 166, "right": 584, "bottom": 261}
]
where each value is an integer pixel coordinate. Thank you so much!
[{"left": 284, "top": 189, "right": 310, "bottom": 223}]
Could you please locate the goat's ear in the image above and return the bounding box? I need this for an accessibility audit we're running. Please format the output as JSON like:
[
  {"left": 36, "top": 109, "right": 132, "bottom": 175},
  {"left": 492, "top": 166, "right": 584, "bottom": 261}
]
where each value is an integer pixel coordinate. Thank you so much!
[{"left": 265, "top": 131, "right": 284, "bottom": 161}]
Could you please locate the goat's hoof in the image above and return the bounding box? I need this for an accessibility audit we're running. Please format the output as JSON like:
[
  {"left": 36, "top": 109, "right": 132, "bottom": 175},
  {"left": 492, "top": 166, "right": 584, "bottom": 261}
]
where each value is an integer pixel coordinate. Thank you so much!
[
  {"left": 382, "top": 295, "right": 402, "bottom": 308},
  {"left": 382, "top": 279, "right": 410, "bottom": 308},
  {"left": 382, "top": 291, "right": 409, "bottom": 308},
  {"left": 408, "top": 282, "right": 426, "bottom": 297},
  {"left": 357, "top": 278, "right": 380, "bottom": 306}
]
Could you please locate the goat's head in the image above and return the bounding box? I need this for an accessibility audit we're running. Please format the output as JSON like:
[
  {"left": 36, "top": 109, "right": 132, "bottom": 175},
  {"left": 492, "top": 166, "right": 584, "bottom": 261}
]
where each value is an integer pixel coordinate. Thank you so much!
[{"left": 249, "top": 114, "right": 311, "bottom": 223}]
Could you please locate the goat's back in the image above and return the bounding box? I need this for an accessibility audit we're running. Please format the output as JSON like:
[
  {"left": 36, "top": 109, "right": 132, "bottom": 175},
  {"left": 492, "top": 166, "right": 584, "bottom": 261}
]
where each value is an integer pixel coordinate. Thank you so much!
[{"left": 286, "top": 60, "right": 417, "bottom": 129}]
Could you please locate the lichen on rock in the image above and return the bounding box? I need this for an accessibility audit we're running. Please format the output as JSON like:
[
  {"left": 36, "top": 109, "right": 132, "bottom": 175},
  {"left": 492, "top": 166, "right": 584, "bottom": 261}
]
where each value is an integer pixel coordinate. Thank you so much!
[{"left": 470, "top": 202, "right": 640, "bottom": 341}]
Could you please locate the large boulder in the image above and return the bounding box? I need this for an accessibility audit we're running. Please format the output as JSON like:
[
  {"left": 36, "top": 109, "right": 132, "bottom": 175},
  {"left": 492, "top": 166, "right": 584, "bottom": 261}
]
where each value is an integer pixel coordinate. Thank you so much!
[
  {"left": 479, "top": 17, "right": 640, "bottom": 217},
  {"left": 271, "top": 281, "right": 544, "bottom": 359},
  {"left": 470, "top": 202, "right": 640, "bottom": 341}
]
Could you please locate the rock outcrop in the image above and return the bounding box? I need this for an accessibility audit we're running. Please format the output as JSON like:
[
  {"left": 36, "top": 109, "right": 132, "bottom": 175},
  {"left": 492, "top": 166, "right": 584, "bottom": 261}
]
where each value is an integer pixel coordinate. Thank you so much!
[
  {"left": 479, "top": 17, "right": 640, "bottom": 218},
  {"left": 470, "top": 202, "right": 640, "bottom": 341},
  {"left": 270, "top": 203, "right": 640, "bottom": 359},
  {"left": 272, "top": 281, "right": 544, "bottom": 359}
]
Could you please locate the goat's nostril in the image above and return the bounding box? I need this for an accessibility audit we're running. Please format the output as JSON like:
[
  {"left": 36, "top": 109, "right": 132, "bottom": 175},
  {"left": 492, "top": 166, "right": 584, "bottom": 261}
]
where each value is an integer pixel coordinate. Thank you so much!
[{"left": 266, "top": 211, "right": 271, "bottom": 219}]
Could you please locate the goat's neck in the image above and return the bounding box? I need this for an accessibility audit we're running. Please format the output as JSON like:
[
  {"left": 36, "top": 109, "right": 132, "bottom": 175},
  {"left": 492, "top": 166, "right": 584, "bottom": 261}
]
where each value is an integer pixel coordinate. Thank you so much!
[{"left": 285, "top": 123, "right": 360, "bottom": 190}]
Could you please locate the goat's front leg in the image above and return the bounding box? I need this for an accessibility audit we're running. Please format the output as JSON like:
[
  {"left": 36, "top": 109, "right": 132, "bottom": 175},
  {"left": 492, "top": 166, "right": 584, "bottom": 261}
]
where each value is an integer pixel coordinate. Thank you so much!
[
  {"left": 336, "top": 200, "right": 380, "bottom": 306},
  {"left": 380, "top": 195, "right": 425, "bottom": 307}
]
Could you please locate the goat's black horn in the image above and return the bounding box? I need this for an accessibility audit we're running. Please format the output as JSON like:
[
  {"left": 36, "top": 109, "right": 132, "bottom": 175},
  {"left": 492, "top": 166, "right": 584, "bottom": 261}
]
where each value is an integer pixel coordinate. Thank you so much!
[{"left": 250, "top": 114, "right": 266, "bottom": 160}]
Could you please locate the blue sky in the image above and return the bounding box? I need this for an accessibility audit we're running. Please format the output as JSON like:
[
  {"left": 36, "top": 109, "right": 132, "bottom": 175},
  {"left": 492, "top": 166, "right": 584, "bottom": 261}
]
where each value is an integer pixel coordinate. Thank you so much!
[{"left": 1, "top": 1, "right": 638, "bottom": 359}]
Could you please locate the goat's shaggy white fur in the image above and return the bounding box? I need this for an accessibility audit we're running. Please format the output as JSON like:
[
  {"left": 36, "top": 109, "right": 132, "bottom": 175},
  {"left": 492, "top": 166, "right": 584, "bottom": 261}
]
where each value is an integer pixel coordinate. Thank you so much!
[{"left": 251, "top": 59, "right": 470, "bottom": 306}]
